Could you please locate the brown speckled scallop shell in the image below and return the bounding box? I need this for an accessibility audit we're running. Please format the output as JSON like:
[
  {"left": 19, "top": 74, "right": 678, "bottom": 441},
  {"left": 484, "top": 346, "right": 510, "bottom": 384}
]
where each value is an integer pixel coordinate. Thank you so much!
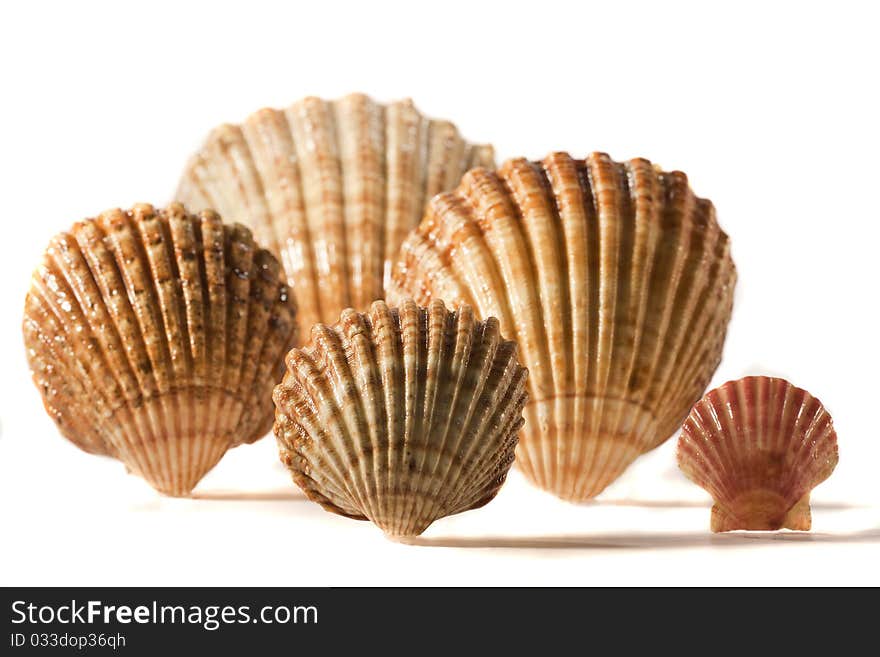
[
  {"left": 22, "top": 203, "right": 298, "bottom": 496},
  {"left": 389, "top": 152, "right": 737, "bottom": 501},
  {"left": 176, "top": 92, "right": 494, "bottom": 342},
  {"left": 678, "top": 376, "right": 838, "bottom": 532},
  {"left": 273, "top": 299, "right": 528, "bottom": 537}
]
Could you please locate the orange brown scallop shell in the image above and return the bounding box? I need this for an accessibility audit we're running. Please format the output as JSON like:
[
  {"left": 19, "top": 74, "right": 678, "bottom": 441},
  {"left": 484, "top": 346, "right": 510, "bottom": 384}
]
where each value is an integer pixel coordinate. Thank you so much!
[
  {"left": 22, "top": 203, "right": 298, "bottom": 496},
  {"left": 389, "top": 152, "right": 737, "bottom": 501}
]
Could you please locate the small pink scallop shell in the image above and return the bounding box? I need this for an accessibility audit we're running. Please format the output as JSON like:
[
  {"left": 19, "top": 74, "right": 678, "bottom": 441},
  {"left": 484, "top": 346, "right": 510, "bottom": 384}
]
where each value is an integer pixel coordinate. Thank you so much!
[{"left": 677, "top": 376, "right": 838, "bottom": 532}]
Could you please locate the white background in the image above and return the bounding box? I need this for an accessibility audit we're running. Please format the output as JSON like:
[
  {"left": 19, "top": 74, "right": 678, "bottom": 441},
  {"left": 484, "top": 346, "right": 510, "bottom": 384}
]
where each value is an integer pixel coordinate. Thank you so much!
[{"left": 1, "top": 1, "right": 878, "bottom": 586}]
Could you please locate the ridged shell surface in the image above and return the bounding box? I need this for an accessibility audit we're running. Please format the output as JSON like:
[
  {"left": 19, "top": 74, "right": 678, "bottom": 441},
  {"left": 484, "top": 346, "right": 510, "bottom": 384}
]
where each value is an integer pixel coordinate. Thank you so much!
[
  {"left": 176, "top": 93, "right": 494, "bottom": 342},
  {"left": 677, "top": 376, "right": 838, "bottom": 532},
  {"left": 273, "top": 299, "right": 528, "bottom": 537},
  {"left": 389, "top": 152, "right": 737, "bottom": 501},
  {"left": 23, "top": 203, "right": 298, "bottom": 496}
]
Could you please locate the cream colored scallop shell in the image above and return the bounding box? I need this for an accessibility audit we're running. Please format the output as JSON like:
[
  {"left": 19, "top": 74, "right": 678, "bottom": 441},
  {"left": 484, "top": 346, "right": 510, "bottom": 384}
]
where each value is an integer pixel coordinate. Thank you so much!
[
  {"left": 389, "top": 152, "right": 737, "bottom": 501},
  {"left": 273, "top": 299, "right": 528, "bottom": 536},
  {"left": 176, "top": 93, "right": 494, "bottom": 342},
  {"left": 23, "top": 203, "right": 298, "bottom": 496},
  {"left": 677, "top": 376, "right": 838, "bottom": 532}
]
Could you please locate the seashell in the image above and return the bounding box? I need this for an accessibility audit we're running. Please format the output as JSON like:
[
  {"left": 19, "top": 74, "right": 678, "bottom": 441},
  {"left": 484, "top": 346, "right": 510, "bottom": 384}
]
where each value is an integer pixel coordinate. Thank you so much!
[
  {"left": 677, "top": 376, "right": 838, "bottom": 532},
  {"left": 273, "top": 299, "right": 528, "bottom": 536},
  {"left": 389, "top": 151, "right": 737, "bottom": 501},
  {"left": 176, "top": 92, "right": 494, "bottom": 342},
  {"left": 22, "top": 203, "right": 298, "bottom": 496}
]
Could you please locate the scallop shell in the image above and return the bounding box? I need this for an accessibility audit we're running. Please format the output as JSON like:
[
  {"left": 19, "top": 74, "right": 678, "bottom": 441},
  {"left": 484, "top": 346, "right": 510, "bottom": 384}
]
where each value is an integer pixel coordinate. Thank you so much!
[
  {"left": 23, "top": 203, "right": 298, "bottom": 496},
  {"left": 176, "top": 93, "right": 494, "bottom": 342},
  {"left": 677, "top": 376, "right": 838, "bottom": 532},
  {"left": 273, "top": 299, "right": 528, "bottom": 537},
  {"left": 389, "top": 151, "right": 737, "bottom": 501}
]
